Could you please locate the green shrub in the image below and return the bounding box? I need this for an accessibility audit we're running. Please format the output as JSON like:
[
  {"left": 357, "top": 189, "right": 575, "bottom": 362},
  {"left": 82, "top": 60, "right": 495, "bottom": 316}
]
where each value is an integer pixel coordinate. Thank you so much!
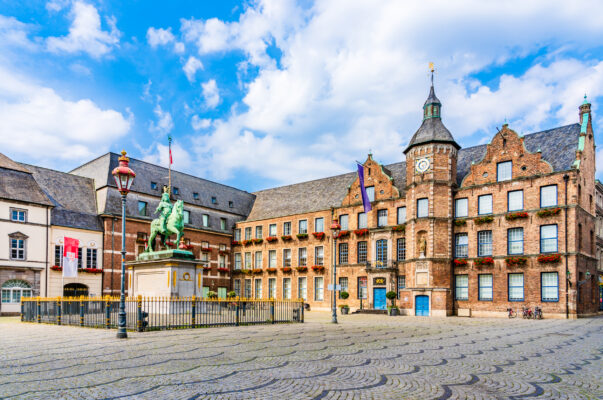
[{"left": 340, "top": 291, "right": 349, "bottom": 300}]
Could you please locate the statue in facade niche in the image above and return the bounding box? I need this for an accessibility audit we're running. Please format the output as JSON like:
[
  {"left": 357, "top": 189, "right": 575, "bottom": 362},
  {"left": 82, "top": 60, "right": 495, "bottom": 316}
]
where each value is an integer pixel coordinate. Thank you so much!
[
  {"left": 419, "top": 236, "right": 427, "bottom": 258},
  {"left": 145, "top": 187, "right": 185, "bottom": 253}
]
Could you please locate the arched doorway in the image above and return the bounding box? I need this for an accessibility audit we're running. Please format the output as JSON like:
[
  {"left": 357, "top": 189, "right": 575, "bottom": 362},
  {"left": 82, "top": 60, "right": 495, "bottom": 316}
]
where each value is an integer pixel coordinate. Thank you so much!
[{"left": 63, "top": 283, "right": 89, "bottom": 297}]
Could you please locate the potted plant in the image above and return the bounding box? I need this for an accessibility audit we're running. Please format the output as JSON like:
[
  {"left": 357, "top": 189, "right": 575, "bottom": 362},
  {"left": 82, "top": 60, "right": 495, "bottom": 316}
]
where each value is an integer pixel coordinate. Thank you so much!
[
  {"left": 227, "top": 291, "right": 237, "bottom": 299},
  {"left": 386, "top": 290, "right": 399, "bottom": 316},
  {"left": 339, "top": 291, "right": 350, "bottom": 314},
  {"left": 207, "top": 291, "right": 218, "bottom": 299}
]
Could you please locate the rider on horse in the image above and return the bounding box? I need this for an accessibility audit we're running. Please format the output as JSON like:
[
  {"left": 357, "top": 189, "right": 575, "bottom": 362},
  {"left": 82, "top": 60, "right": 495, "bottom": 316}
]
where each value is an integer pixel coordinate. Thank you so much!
[{"left": 156, "top": 187, "right": 173, "bottom": 233}]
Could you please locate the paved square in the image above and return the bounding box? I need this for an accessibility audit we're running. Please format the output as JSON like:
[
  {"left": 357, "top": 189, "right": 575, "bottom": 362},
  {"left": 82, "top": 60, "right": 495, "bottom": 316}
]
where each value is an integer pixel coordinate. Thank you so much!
[{"left": 0, "top": 313, "right": 601, "bottom": 400}]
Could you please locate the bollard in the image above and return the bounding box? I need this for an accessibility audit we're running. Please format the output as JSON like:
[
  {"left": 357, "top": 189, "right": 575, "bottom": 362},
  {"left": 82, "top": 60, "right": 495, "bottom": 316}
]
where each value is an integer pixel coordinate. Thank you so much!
[
  {"left": 235, "top": 298, "right": 240, "bottom": 326},
  {"left": 301, "top": 300, "right": 304, "bottom": 323},
  {"left": 79, "top": 296, "right": 85, "bottom": 327},
  {"left": 57, "top": 297, "right": 62, "bottom": 326},
  {"left": 137, "top": 295, "right": 143, "bottom": 332},
  {"left": 37, "top": 297, "right": 41, "bottom": 323},
  {"left": 105, "top": 297, "right": 111, "bottom": 329},
  {"left": 191, "top": 295, "right": 196, "bottom": 328},
  {"left": 270, "top": 299, "right": 275, "bottom": 324},
  {"left": 20, "top": 299, "right": 24, "bottom": 322}
]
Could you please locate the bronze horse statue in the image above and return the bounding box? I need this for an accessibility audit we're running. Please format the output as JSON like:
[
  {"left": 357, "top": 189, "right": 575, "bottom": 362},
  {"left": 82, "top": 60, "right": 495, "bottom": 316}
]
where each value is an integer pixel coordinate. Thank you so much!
[{"left": 147, "top": 200, "right": 184, "bottom": 252}]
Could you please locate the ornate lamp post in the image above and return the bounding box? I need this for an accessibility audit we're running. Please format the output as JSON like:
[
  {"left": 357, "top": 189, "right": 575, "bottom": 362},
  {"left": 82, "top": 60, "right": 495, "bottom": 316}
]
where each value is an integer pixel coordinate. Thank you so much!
[
  {"left": 330, "top": 218, "right": 341, "bottom": 324},
  {"left": 111, "top": 150, "right": 136, "bottom": 339}
]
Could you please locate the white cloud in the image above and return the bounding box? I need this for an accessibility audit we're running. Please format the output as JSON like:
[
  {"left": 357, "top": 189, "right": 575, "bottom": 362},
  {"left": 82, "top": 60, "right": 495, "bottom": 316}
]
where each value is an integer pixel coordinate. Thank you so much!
[
  {"left": 0, "top": 15, "right": 37, "bottom": 51},
  {"left": 142, "top": 141, "right": 193, "bottom": 171},
  {"left": 201, "top": 79, "right": 220, "bottom": 108},
  {"left": 146, "top": 27, "right": 174, "bottom": 47},
  {"left": 191, "top": 115, "right": 211, "bottom": 130},
  {"left": 149, "top": 104, "right": 174, "bottom": 135},
  {"left": 174, "top": 41, "right": 185, "bottom": 54},
  {"left": 46, "top": 1, "right": 120, "bottom": 59},
  {"left": 182, "top": 56, "right": 203, "bottom": 82},
  {"left": 0, "top": 65, "right": 131, "bottom": 167},
  {"left": 46, "top": 0, "right": 70, "bottom": 12}
]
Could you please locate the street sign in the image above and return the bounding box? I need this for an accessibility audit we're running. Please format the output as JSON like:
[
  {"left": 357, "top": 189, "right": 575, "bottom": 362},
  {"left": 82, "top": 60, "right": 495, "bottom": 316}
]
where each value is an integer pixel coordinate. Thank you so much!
[{"left": 328, "top": 284, "right": 341, "bottom": 291}]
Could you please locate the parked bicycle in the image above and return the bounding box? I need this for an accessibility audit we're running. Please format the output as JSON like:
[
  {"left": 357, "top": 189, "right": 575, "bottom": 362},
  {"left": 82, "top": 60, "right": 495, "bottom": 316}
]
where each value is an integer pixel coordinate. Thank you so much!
[
  {"left": 522, "top": 306, "right": 533, "bottom": 319},
  {"left": 507, "top": 307, "right": 517, "bottom": 318},
  {"left": 533, "top": 306, "right": 543, "bottom": 319}
]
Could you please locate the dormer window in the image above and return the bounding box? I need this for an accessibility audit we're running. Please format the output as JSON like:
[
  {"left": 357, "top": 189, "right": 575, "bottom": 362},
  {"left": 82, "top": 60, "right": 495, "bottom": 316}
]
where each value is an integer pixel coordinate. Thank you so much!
[
  {"left": 211, "top": 196, "right": 217, "bottom": 204},
  {"left": 150, "top": 182, "right": 158, "bottom": 190},
  {"left": 229, "top": 201, "right": 233, "bottom": 208},
  {"left": 193, "top": 192, "right": 199, "bottom": 200},
  {"left": 173, "top": 187, "right": 179, "bottom": 195}
]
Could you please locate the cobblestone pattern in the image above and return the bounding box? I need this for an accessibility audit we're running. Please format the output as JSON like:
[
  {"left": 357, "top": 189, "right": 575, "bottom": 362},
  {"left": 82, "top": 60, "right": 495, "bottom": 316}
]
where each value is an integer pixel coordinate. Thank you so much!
[{"left": 0, "top": 314, "right": 601, "bottom": 400}]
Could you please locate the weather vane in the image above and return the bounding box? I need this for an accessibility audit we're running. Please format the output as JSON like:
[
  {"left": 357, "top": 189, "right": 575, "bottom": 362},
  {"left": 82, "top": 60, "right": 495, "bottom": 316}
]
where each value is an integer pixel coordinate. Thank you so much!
[{"left": 429, "top": 62, "right": 435, "bottom": 85}]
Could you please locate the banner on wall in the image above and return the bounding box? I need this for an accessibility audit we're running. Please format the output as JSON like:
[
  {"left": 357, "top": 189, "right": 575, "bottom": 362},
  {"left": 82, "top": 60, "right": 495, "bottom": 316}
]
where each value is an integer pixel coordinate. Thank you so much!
[{"left": 63, "top": 237, "right": 79, "bottom": 278}]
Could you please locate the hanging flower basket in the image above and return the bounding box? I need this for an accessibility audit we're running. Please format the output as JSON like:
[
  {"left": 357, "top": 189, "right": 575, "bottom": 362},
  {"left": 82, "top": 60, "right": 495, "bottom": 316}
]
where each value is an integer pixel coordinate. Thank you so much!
[
  {"left": 312, "top": 232, "right": 325, "bottom": 240},
  {"left": 296, "top": 233, "right": 309, "bottom": 239},
  {"left": 267, "top": 267, "right": 277, "bottom": 273},
  {"left": 505, "top": 257, "right": 527, "bottom": 266},
  {"left": 218, "top": 267, "right": 229, "bottom": 273},
  {"left": 453, "top": 259, "right": 467, "bottom": 266},
  {"left": 231, "top": 240, "right": 241, "bottom": 246},
  {"left": 266, "top": 236, "right": 278, "bottom": 243},
  {"left": 505, "top": 212, "right": 529, "bottom": 221},
  {"left": 537, "top": 253, "right": 561, "bottom": 263},
  {"left": 354, "top": 228, "right": 369, "bottom": 236},
  {"left": 252, "top": 238, "right": 263, "bottom": 244},
  {"left": 252, "top": 268, "right": 263, "bottom": 274},
  {"left": 338, "top": 230, "right": 350, "bottom": 238},
  {"left": 296, "top": 266, "right": 308, "bottom": 272},
  {"left": 474, "top": 216, "right": 494, "bottom": 225},
  {"left": 51, "top": 265, "right": 62, "bottom": 271},
  {"left": 474, "top": 257, "right": 494, "bottom": 266},
  {"left": 281, "top": 235, "right": 293, "bottom": 241},
  {"left": 311, "top": 265, "right": 325, "bottom": 273},
  {"left": 454, "top": 219, "right": 467, "bottom": 227},
  {"left": 242, "top": 240, "right": 252, "bottom": 246},
  {"left": 281, "top": 267, "right": 292, "bottom": 273},
  {"left": 537, "top": 208, "right": 561, "bottom": 218},
  {"left": 392, "top": 224, "right": 406, "bottom": 232}
]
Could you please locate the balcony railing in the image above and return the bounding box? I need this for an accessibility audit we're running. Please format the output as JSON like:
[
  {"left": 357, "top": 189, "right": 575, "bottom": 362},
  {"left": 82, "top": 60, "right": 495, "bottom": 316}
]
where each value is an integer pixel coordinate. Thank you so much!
[{"left": 366, "top": 260, "right": 398, "bottom": 269}]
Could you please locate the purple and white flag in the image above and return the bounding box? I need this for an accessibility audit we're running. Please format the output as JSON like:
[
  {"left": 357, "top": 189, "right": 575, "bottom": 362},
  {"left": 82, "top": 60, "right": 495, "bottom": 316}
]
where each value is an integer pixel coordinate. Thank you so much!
[{"left": 357, "top": 164, "right": 372, "bottom": 213}]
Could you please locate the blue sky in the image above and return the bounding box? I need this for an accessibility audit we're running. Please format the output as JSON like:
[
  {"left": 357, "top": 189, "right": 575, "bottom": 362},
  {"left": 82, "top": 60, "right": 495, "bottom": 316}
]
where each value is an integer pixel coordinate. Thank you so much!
[{"left": 1, "top": 0, "right": 602, "bottom": 192}]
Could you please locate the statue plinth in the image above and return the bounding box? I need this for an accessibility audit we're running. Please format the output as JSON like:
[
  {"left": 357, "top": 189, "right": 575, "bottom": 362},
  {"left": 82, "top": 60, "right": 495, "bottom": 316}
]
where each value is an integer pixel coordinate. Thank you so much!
[{"left": 137, "top": 249, "right": 194, "bottom": 262}]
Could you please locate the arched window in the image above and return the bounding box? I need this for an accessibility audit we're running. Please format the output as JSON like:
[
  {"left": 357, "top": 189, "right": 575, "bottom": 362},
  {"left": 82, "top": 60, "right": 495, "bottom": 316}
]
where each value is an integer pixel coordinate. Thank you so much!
[
  {"left": 1, "top": 280, "right": 32, "bottom": 304},
  {"left": 63, "top": 283, "right": 89, "bottom": 298}
]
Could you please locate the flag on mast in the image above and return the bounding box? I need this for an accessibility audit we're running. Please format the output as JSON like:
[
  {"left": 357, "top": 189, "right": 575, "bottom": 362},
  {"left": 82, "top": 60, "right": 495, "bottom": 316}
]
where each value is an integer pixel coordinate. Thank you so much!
[
  {"left": 63, "top": 237, "right": 79, "bottom": 278},
  {"left": 168, "top": 135, "right": 173, "bottom": 165},
  {"left": 357, "top": 163, "right": 372, "bottom": 213}
]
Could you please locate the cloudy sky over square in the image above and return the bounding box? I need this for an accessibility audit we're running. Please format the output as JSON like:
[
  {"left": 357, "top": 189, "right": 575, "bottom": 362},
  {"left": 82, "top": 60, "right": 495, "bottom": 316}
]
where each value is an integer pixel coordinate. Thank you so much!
[{"left": 1, "top": 0, "right": 601, "bottom": 191}]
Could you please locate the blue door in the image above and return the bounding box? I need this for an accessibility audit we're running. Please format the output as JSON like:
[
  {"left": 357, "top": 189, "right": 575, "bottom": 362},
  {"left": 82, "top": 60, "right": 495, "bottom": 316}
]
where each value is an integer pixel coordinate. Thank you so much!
[
  {"left": 415, "top": 295, "right": 429, "bottom": 316},
  {"left": 374, "top": 288, "right": 386, "bottom": 310}
]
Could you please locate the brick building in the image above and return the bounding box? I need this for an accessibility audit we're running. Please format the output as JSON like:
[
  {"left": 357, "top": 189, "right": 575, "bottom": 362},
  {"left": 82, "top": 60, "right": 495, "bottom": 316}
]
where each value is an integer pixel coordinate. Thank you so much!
[
  {"left": 596, "top": 180, "right": 603, "bottom": 310},
  {"left": 71, "top": 153, "right": 255, "bottom": 297},
  {"left": 232, "top": 85, "right": 599, "bottom": 318}
]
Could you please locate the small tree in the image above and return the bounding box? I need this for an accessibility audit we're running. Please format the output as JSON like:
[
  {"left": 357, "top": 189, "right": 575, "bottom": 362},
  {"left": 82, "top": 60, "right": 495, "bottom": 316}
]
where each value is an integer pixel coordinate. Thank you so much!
[
  {"left": 207, "top": 290, "right": 218, "bottom": 299},
  {"left": 386, "top": 291, "right": 397, "bottom": 307}
]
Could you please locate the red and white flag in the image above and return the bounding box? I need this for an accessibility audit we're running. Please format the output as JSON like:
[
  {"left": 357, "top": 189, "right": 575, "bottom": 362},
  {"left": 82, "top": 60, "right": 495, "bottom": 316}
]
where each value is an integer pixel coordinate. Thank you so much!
[{"left": 63, "top": 237, "right": 79, "bottom": 278}]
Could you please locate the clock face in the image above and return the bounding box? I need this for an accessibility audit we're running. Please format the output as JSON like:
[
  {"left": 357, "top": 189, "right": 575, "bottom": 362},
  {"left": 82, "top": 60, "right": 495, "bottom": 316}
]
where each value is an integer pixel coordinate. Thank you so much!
[{"left": 415, "top": 158, "right": 430, "bottom": 173}]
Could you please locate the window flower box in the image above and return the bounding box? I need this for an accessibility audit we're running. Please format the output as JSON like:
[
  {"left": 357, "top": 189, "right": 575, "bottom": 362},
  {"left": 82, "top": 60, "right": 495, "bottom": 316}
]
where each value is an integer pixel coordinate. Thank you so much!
[
  {"left": 266, "top": 267, "right": 277, "bottom": 273},
  {"left": 252, "top": 238, "right": 263, "bottom": 244},
  {"left": 241, "top": 269, "right": 252, "bottom": 274},
  {"left": 136, "top": 238, "right": 148, "bottom": 243},
  {"left": 296, "top": 266, "right": 308, "bottom": 272},
  {"left": 242, "top": 240, "right": 252, "bottom": 246},
  {"left": 474, "top": 257, "right": 494, "bottom": 266},
  {"left": 50, "top": 265, "right": 62, "bottom": 271},
  {"left": 454, "top": 219, "right": 467, "bottom": 227},
  {"left": 82, "top": 268, "right": 102, "bottom": 274},
  {"left": 505, "top": 212, "right": 529, "bottom": 221},
  {"left": 338, "top": 230, "right": 350, "bottom": 238},
  {"left": 203, "top": 265, "right": 212, "bottom": 270},
  {"left": 296, "top": 233, "right": 309, "bottom": 239},
  {"left": 312, "top": 232, "right": 325, "bottom": 240},
  {"left": 231, "top": 240, "right": 241, "bottom": 246},
  {"left": 474, "top": 216, "right": 494, "bottom": 225},
  {"left": 218, "top": 267, "right": 229, "bottom": 273},
  {"left": 354, "top": 228, "right": 369, "bottom": 236},
  {"left": 311, "top": 265, "right": 325, "bottom": 273},
  {"left": 180, "top": 244, "right": 194, "bottom": 250},
  {"left": 218, "top": 250, "right": 229, "bottom": 255},
  {"left": 252, "top": 268, "right": 263, "bottom": 274},
  {"left": 537, "top": 253, "right": 561, "bottom": 263},
  {"left": 232, "top": 269, "right": 244, "bottom": 275},
  {"left": 392, "top": 224, "right": 405, "bottom": 232},
  {"left": 165, "top": 241, "right": 175, "bottom": 247},
  {"left": 281, "top": 267, "right": 292, "bottom": 273},
  {"left": 266, "top": 236, "right": 278, "bottom": 242},
  {"left": 453, "top": 259, "right": 467, "bottom": 266},
  {"left": 505, "top": 257, "right": 527, "bottom": 266},
  {"left": 537, "top": 208, "right": 561, "bottom": 218},
  {"left": 281, "top": 235, "right": 293, "bottom": 241}
]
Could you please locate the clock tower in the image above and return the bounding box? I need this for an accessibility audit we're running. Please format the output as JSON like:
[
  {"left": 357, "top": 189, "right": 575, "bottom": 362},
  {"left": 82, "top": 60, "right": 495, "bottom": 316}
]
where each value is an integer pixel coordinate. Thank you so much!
[{"left": 402, "top": 73, "right": 459, "bottom": 316}]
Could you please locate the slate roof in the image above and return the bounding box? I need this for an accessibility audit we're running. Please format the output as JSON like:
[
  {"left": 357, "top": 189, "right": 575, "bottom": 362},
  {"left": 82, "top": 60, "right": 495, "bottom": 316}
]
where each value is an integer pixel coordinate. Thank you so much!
[
  {"left": 24, "top": 164, "right": 102, "bottom": 231},
  {"left": 245, "top": 124, "right": 582, "bottom": 221},
  {"left": 0, "top": 153, "right": 53, "bottom": 207}
]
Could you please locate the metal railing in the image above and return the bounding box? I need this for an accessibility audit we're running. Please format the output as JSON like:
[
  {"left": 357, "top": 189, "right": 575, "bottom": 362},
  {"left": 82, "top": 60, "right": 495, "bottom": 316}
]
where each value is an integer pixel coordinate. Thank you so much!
[{"left": 21, "top": 296, "right": 304, "bottom": 331}]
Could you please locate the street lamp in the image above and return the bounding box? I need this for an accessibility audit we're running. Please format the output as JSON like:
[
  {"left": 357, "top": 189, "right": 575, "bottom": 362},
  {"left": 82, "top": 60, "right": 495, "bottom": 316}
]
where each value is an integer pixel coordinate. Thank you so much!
[
  {"left": 111, "top": 150, "right": 136, "bottom": 339},
  {"left": 330, "top": 218, "right": 341, "bottom": 324}
]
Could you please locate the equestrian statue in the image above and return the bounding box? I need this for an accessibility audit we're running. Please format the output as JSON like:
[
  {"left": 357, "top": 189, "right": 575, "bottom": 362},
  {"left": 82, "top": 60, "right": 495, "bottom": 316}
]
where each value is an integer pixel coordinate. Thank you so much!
[{"left": 146, "top": 187, "right": 185, "bottom": 252}]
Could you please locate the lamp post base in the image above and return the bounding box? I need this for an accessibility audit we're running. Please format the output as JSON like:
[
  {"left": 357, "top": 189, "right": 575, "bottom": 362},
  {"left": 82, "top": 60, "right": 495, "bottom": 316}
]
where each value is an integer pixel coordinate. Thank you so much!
[{"left": 116, "top": 330, "right": 128, "bottom": 339}]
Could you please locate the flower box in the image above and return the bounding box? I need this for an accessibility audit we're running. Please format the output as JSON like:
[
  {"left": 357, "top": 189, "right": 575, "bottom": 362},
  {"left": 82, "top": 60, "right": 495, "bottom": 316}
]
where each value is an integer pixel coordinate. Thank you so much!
[
  {"left": 241, "top": 269, "right": 252, "bottom": 274},
  {"left": 312, "top": 232, "right": 325, "bottom": 240},
  {"left": 203, "top": 265, "right": 212, "bottom": 270},
  {"left": 165, "top": 241, "right": 175, "bottom": 247},
  {"left": 218, "top": 250, "right": 229, "bottom": 255},
  {"left": 537, "top": 253, "right": 561, "bottom": 263},
  {"left": 338, "top": 230, "right": 350, "bottom": 238},
  {"left": 252, "top": 268, "right": 263, "bottom": 274},
  {"left": 505, "top": 212, "right": 529, "bottom": 221},
  {"left": 232, "top": 269, "right": 244, "bottom": 275},
  {"left": 266, "top": 236, "right": 278, "bottom": 242},
  {"left": 454, "top": 219, "right": 467, "bottom": 227},
  {"left": 136, "top": 238, "right": 148, "bottom": 243},
  {"left": 453, "top": 259, "right": 467, "bottom": 266},
  {"left": 50, "top": 265, "right": 62, "bottom": 271},
  {"left": 474, "top": 216, "right": 494, "bottom": 225},
  {"left": 311, "top": 265, "right": 325, "bottom": 272},
  {"left": 296, "top": 266, "right": 308, "bottom": 272},
  {"left": 354, "top": 228, "right": 369, "bottom": 236},
  {"left": 82, "top": 268, "right": 102, "bottom": 274},
  {"left": 266, "top": 267, "right": 277, "bottom": 273},
  {"left": 537, "top": 208, "right": 561, "bottom": 218},
  {"left": 296, "top": 233, "right": 309, "bottom": 239},
  {"left": 474, "top": 257, "right": 494, "bottom": 266},
  {"left": 242, "top": 240, "right": 252, "bottom": 246},
  {"left": 231, "top": 240, "right": 241, "bottom": 246},
  {"left": 180, "top": 244, "right": 194, "bottom": 250},
  {"left": 252, "top": 238, "right": 263, "bottom": 244},
  {"left": 281, "top": 267, "right": 292, "bottom": 273},
  {"left": 505, "top": 257, "right": 527, "bottom": 266},
  {"left": 281, "top": 235, "right": 293, "bottom": 241},
  {"left": 392, "top": 224, "right": 406, "bottom": 232},
  {"left": 218, "top": 267, "right": 229, "bottom": 273}
]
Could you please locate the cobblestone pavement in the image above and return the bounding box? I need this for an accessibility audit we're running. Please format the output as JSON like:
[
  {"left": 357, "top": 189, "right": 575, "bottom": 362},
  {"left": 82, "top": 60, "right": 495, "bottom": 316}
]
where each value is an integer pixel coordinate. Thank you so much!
[{"left": 0, "top": 313, "right": 601, "bottom": 400}]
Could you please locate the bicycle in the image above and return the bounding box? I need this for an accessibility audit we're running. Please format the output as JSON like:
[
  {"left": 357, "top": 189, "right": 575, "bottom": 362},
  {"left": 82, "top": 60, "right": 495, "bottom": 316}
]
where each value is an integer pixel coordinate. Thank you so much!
[
  {"left": 507, "top": 307, "right": 517, "bottom": 318},
  {"left": 522, "top": 306, "right": 533, "bottom": 319},
  {"left": 533, "top": 306, "right": 543, "bottom": 319}
]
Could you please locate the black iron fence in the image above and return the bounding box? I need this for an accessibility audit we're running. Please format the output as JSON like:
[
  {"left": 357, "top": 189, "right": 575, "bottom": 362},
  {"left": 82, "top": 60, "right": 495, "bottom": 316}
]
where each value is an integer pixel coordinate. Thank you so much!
[{"left": 21, "top": 297, "right": 304, "bottom": 331}]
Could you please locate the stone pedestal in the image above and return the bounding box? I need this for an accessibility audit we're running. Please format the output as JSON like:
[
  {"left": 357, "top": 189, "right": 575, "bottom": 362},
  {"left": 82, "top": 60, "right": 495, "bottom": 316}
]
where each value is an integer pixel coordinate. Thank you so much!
[{"left": 126, "top": 250, "right": 205, "bottom": 298}]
